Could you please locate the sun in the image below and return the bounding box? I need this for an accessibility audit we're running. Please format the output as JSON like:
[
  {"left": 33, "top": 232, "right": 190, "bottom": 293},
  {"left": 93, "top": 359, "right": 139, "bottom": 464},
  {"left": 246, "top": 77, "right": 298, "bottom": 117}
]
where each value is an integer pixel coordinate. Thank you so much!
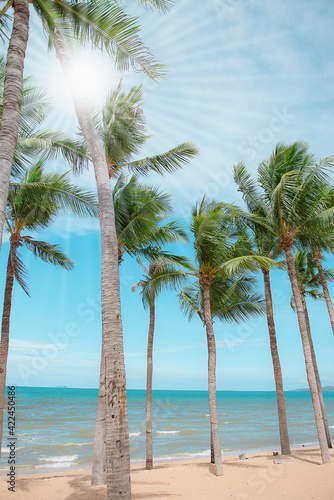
[{"left": 64, "top": 50, "right": 118, "bottom": 107}]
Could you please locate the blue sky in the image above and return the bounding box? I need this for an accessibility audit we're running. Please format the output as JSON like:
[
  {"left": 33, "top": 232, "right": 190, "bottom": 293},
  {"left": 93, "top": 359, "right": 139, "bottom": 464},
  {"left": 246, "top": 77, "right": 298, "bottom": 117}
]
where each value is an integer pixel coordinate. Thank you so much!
[{"left": 2, "top": 0, "right": 334, "bottom": 390}]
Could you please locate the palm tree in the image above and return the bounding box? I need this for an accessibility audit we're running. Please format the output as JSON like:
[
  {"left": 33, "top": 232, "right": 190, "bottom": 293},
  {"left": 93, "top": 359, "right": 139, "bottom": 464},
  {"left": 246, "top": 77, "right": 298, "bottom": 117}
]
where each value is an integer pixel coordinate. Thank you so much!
[
  {"left": 233, "top": 163, "right": 291, "bottom": 456},
  {"left": 177, "top": 199, "right": 271, "bottom": 475},
  {"left": 0, "top": 161, "right": 99, "bottom": 457},
  {"left": 133, "top": 257, "right": 189, "bottom": 470},
  {"left": 291, "top": 250, "right": 334, "bottom": 448},
  {"left": 88, "top": 78, "right": 197, "bottom": 487},
  {"left": 1, "top": 3, "right": 192, "bottom": 495},
  {"left": 244, "top": 141, "right": 334, "bottom": 463},
  {"left": 51, "top": 13, "right": 196, "bottom": 497},
  {"left": 92, "top": 175, "right": 189, "bottom": 482}
]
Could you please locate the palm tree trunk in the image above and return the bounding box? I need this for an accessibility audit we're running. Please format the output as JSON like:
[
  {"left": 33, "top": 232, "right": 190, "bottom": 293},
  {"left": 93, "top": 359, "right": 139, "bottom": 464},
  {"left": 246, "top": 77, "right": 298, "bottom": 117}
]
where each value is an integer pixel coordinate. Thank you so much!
[
  {"left": 146, "top": 290, "right": 155, "bottom": 470},
  {"left": 0, "top": 0, "right": 29, "bottom": 252},
  {"left": 300, "top": 293, "right": 332, "bottom": 448},
  {"left": 53, "top": 32, "right": 131, "bottom": 499},
  {"left": 313, "top": 251, "right": 334, "bottom": 336},
  {"left": 262, "top": 270, "right": 291, "bottom": 455},
  {"left": 91, "top": 347, "right": 106, "bottom": 485},
  {"left": 285, "top": 246, "right": 330, "bottom": 463},
  {"left": 0, "top": 243, "right": 16, "bottom": 458},
  {"left": 202, "top": 281, "right": 223, "bottom": 475}
]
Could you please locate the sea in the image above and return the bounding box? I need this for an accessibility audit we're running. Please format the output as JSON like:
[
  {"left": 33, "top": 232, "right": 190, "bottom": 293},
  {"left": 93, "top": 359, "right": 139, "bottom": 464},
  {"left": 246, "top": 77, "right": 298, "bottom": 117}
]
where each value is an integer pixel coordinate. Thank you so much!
[{"left": 1, "top": 387, "right": 334, "bottom": 473}]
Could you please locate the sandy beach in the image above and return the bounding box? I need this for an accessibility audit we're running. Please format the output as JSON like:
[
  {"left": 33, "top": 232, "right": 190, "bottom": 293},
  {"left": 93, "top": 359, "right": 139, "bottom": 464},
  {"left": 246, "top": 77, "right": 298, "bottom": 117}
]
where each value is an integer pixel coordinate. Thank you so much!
[{"left": 1, "top": 447, "right": 334, "bottom": 499}]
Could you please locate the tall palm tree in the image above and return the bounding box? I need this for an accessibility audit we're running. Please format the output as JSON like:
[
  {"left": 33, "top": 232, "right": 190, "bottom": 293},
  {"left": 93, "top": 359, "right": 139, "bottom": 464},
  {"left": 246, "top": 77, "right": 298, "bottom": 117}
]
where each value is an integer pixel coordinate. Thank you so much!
[
  {"left": 233, "top": 163, "right": 291, "bottom": 456},
  {"left": 177, "top": 199, "right": 272, "bottom": 475},
  {"left": 243, "top": 142, "right": 334, "bottom": 464},
  {"left": 291, "top": 250, "right": 334, "bottom": 448},
  {"left": 1, "top": 3, "right": 191, "bottom": 495},
  {"left": 133, "top": 257, "right": 189, "bottom": 470},
  {"left": 0, "top": 161, "right": 99, "bottom": 457},
  {"left": 49, "top": 5, "right": 186, "bottom": 497},
  {"left": 92, "top": 175, "right": 189, "bottom": 482},
  {"left": 88, "top": 77, "right": 197, "bottom": 487},
  {"left": 51, "top": 14, "right": 196, "bottom": 498}
]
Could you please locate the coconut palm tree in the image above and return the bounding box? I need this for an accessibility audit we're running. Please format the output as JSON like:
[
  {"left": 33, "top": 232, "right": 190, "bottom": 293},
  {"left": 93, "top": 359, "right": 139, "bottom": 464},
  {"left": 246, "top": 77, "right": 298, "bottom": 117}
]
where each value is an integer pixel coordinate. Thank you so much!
[
  {"left": 52, "top": 14, "right": 196, "bottom": 497},
  {"left": 88, "top": 78, "right": 197, "bottom": 487},
  {"left": 232, "top": 163, "right": 291, "bottom": 456},
  {"left": 92, "top": 175, "right": 190, "bottom": 482},
  {"left": 291, "top": 250, "right": 334, "bottom": 448},
  {"left": 1, "top": 3, "right": 191, "bottom": 495},
  {"left": 0, "top": 161, "right": 99, "bottom": 457},
  {"left": 176, "top": 199, "right": 272, "bottom": 475},
  {"left": 242, "top": 141, "right": 334, "bottom": 464},
  {"left": 133, "top": 257, "right": 189, "bottom": 470}
]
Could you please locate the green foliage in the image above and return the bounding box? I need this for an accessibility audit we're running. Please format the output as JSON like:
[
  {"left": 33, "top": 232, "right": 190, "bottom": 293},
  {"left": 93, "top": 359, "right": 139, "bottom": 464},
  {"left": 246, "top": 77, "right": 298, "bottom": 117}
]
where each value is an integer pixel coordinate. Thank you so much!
[
  {"left": 178, "top": 198, "right": 268, "bottom": 325},
  {"left": 34, "top": 0, "right": 167, "bottom": 79},
  {"left": 134, "top": 258, "right": 189, "bottom": 309},
  {"left": 113, "top": 174, "right": 188, "bottom": 264},
  {"left": 6, "top": 161, "right": 98, "bottom": 294}
]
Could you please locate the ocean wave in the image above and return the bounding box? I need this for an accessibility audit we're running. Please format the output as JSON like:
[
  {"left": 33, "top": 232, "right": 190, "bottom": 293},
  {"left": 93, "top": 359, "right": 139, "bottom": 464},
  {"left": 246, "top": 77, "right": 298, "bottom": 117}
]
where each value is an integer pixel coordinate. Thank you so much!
[
  {"left": 156, "top": 430, "right": 180, "bottom": 435},
  {"left": 1, "top": 447, "right": 9, "bottom": 453},
  {"left": 35, "top": 462, "right": 77, "bottom": 469},
  {"left": 129, "top": 432, "right": 141, "bottom": 437},
  {"left": 158, "top": 449, "right": 211, "bottom": 461},
  {"left": 329, "top": 426, "right": 334, "bottom": 429},
  {"left": 38, "top": 454, "right": 79, "bottom": 463},
  {"left": 62, "top": 443, "right": 91, "bottom": 447}
]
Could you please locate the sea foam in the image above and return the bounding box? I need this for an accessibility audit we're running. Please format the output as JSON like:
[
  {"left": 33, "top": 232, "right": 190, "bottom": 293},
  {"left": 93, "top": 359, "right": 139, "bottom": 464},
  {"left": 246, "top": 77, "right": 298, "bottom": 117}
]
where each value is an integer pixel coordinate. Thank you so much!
[
  {"left": 38, "top": 454, "right": 79, "bottom": 463},
  {"left": 156, "top": 430, "right": 180, "bottom": 435}
]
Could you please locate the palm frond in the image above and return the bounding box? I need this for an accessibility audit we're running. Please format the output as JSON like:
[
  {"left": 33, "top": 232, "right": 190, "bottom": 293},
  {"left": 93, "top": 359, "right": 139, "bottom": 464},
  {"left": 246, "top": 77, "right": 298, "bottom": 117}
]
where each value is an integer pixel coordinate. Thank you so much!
[
  {"left": 124, "top": 142, "right": 199, "bottom": 176},
  {"left": 22, "top": 236, "right": 75, "bottom": 270}
]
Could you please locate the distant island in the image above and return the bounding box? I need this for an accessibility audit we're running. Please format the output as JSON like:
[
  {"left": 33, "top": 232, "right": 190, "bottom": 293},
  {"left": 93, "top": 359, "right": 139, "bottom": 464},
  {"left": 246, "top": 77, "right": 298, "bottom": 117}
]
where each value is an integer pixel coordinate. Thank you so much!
[
  {"left": 55, "top": 385, "right": 68, "bottom": 388},
  {"left": 290, "top": 386, "right": 334, "bottom": 392}
]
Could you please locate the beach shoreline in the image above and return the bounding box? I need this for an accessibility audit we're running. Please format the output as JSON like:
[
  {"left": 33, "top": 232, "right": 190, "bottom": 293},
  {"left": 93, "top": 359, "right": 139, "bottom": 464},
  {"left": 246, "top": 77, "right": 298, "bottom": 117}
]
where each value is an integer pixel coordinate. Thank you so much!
[
  {"left": 0, "top": 441, "right": 319, "bottom": 476},
  {"left": 1, "top": 446, "right": 334, "bottom": 499}
]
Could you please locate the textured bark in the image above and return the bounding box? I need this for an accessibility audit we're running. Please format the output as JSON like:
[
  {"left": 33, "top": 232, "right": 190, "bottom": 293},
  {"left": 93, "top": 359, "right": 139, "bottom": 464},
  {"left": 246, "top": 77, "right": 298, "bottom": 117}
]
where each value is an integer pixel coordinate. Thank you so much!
[
  {"left": 0, "top": 244, "right": 17, "bottom": 458},
  {"left": 300, "top": 293, "right": 332, "bottom": 448},
  {"left": 202, "top": 281, "right": 223, "bottom": 475},
  {"left": 53, "top": 32, "right": 131, "bottom": 499},
  {"left": 262, "top": 270, "right": 291, "bottom": 455},
  {"left": 91, "top": 348, "right": 106, "bottom": 485},
  {"left": 313, "top": 252, "right": 334, "bottom": 336},
  {"left": 285, "top": 247, "right": 330, "bottom": 463},
  {"left": 0, "top": 0, "right": 29, "bottom": 252},
  {"left": 146, "top": 290, "right": 155, "bottom": 470}
]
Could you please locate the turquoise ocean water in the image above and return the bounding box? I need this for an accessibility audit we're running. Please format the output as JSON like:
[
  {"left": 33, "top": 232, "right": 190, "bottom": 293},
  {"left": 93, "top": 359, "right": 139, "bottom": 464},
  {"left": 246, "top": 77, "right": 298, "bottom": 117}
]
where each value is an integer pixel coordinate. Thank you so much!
[{"left": 1, "top": 387, "right": 334, "bottom": 472}]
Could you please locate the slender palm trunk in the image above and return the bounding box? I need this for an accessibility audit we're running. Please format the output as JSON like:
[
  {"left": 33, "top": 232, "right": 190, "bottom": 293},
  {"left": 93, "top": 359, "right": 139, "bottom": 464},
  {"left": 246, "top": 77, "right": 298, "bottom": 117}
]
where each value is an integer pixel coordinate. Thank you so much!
[
  {"left": 262, "top": 270, "right": 291, "bottom": 455},
  {"left": 53, "top": 32, "right": 131, "bottom": 499},
  {"left": 313, "top": 251, "right": 334, "bottom": 336},
  {"left": 146, "top": 290, "right": 155, "bottom": 470},
  {"left": 300, "top": 293, "right": 332, "bottom": 448},
  {"left": 202, "top": 281, "right": 223, "bottom": 475},
  {"left": 91, "top": 347, "right": 106, "bottom": 485},
  {"left": 0, "top": 0, "right": 29, "bottom": 252},
  {"left": 285, "top": 246, "right": 330, "bottom": 463},
  {"left": 0, "top": 243, "right": 16, "bottom": 458}
]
